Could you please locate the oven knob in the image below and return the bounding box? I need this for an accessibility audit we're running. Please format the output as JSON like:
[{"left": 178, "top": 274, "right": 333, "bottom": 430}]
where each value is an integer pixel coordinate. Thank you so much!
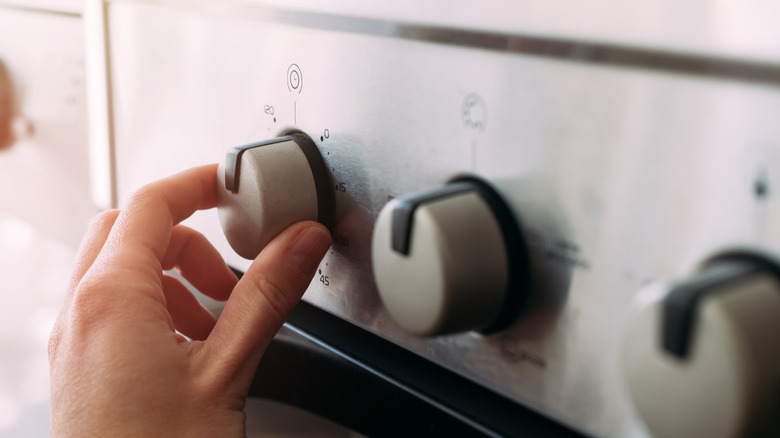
[
  {"left": 216, "top": 132, "right": 334, "bottom": 259},
  {"left": 371, "top": 177, "right": 529, "bottom": 336},
  {"left": 621, "top": 253, "right": 780, "bottom": 438}
]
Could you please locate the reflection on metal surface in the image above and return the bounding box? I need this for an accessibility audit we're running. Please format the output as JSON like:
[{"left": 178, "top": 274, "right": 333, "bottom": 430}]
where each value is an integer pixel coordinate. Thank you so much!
[
  {"left": 245, "top": 399, "right": 362, "bottom": 438},
  {"left": 247, "top": 327, "right": 366, "bottom": 437}
]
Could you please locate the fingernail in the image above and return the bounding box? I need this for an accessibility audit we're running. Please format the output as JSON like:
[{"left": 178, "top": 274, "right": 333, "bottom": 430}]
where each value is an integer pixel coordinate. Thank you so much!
[{"left": 289, "top": 226, "right": 332, "bottom": 275}]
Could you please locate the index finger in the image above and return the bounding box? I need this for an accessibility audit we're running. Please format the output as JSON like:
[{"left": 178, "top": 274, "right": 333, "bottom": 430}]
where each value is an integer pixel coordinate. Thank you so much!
[{"left": 101, "top": 164, "right": 218, "bottom": 265}]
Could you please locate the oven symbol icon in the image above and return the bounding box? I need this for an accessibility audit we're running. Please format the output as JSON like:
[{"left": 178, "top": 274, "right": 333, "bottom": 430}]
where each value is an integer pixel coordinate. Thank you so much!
[
  {"left": 287, "top": 64, "right": 303, "bottom": 93},
  {"left": 462, "top": 93, "right": 486, "bottom": 131}
]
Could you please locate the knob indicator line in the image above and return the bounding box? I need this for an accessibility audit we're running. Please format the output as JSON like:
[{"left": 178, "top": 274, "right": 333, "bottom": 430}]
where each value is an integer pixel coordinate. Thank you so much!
[
  {"left": 662, "top": 260, "right": 761, "bottom": 358},
  {"left": 390, "top": 183, "right": 472, "bottom": 255},
  {"left": 224, "top": 136, "right": 294, "bottom": 193}
]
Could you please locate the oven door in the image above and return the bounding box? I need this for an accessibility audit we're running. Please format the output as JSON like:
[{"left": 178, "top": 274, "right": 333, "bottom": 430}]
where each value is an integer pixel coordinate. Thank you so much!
[
  {"left": 251, "top": 307, "right": 576, "bottom": 437},
  {"left": 180, "top": 267, "right": 579, "bottom": 437}
]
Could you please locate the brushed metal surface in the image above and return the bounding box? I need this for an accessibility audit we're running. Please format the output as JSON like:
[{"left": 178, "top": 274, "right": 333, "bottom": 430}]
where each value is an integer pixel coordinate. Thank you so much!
[
  {"left": 100, "top": 2, "right": 780, "bottom": 437},
  {"left": 111, "top": 0, "right": 780, "bottom": 65}
]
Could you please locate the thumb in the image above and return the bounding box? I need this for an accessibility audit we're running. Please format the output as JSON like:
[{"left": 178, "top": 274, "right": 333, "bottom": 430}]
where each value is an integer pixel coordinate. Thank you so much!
[{"left": 205, "top": 221, "right": 331, "bottom": 383}]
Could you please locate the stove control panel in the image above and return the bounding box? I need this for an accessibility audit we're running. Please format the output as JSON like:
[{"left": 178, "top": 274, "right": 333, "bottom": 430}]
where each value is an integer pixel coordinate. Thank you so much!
[
  {"left": 96, "top": 1, "right": 780, "bottom": 436},
  {"left": 371, "top": 178, "right": 530, "bottom": 336}
]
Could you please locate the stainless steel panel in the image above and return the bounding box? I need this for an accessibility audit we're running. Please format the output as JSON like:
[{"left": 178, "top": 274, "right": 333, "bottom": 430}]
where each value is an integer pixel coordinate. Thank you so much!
[
  {"left": 102, "top": 2, "right": 780, "bottom": 436},
  {"left": 114, "top": 0, "right": 780, "bottom": 65}
]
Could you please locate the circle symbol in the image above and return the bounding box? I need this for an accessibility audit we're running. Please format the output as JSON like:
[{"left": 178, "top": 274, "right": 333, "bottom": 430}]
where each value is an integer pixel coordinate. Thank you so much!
[
  {"left": 287, "top": 64, "right": 302, "bottom": 93},
  {"left": 461, "top": 93, "right": 487, "bottom": 132}
]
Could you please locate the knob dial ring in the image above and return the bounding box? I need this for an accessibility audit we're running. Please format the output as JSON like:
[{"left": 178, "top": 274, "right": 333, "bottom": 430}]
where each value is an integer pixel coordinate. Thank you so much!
[
  {"left": 372, "top": 176, "right": 530, "bottom": 336},
  {"left": 217, "top": 131, "right": 334, "bottom": 259}
]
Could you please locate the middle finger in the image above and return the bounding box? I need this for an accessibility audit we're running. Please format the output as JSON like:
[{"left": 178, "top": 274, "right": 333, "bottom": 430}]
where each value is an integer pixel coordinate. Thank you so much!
[{"left": 162, "top": 224, "right": 238, "bottom": 301}]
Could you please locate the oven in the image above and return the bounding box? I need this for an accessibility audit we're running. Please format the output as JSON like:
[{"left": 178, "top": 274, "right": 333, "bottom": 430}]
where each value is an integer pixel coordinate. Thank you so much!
[{"left": 87, "top": 1, "right": 780, "bottom": 437}]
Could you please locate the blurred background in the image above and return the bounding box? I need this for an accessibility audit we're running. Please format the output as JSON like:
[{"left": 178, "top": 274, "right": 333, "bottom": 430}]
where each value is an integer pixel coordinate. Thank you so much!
[{"left": 0, "top": 1, "right": 96, "bottom": 435}]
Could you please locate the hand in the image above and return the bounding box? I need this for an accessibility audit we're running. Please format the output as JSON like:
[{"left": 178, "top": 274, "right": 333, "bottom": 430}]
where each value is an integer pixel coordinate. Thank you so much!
[{"left": 48, "top": 164, "right": 332, "bottom": 437}]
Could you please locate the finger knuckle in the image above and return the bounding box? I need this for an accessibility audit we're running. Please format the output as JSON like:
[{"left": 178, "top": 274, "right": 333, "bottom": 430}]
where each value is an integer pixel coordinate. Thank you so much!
[
  {"left": 67, "top": 276, "right": 121, "bottom": 330},
  {"left": 89, "top": 209, "right": 120, "bottom": 229},
  {"left": 124, "top": 184, "right": 161, "bottom": 211}
]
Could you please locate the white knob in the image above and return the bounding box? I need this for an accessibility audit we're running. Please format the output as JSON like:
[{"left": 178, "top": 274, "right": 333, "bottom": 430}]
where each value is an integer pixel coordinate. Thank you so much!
[
  {"left": 371, "top": 178, "right": 529, "bottom": 336},
  {"left": 621, "top": 254, "right": 780, "bottom": 438},
  {"left": 216, "top": 132, "right": 334, "bottom": 259}
]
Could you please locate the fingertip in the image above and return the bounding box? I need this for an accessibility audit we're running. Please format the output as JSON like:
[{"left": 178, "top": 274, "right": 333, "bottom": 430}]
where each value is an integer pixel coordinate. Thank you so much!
[{"left": 288, "top": 223, "right": 332, "bottom": 277}]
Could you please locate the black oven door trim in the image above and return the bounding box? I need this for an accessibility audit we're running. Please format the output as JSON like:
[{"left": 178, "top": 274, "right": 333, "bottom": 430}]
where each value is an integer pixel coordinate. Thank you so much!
[{"left": 248, "top": 292, "right": 585, "bottom": 437}]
